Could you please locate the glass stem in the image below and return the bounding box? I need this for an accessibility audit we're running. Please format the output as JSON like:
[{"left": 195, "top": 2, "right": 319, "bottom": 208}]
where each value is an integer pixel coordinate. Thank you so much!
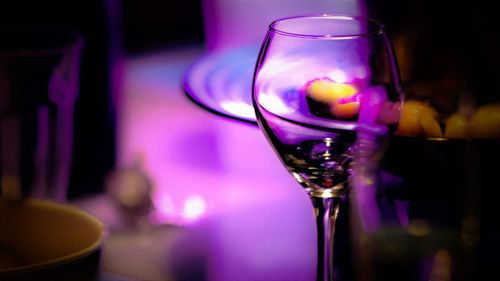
[{"left": 311, "top": 196, "right": 341, "bottom": 281}]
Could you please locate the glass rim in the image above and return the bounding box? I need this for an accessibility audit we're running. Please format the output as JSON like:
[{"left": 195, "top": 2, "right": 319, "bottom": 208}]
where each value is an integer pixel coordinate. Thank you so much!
[
  {"left": 269, "top": 14, "right": 385, "bottom": 40},
  {"left": 0, "top": 24, "right": 85, "bottom": 58}
]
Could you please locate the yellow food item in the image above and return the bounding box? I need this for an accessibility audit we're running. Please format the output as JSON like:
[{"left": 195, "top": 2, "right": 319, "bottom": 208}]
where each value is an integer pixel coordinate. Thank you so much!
[
  {"left": 305, "top": 79, "right": 357, "bottom": 102},
  {"left": 396, "top": 100, "right": 443, "bottom": 137},
  {"left": 332, "top": 101, "right": 360, "bottom": 119},
  {"left": 305, "top": 78, "right": 359, "bottom": 118},
  {"left": 469, "top": 103, "right": 500, "bottom": 138},
  {"left": 444, "top": 113, "right": 470, "bottom": 139}
]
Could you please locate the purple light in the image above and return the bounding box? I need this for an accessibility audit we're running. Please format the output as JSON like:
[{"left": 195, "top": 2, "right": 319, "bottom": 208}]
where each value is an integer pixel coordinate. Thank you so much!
[
  {"left": 329, "top": 69, "right": 348, "bottom": 83},
  {"left": 357, "top": 85, "right": 390, "bottom": 135},
  {"left": 259, "top": 90, "right": 295, "bottom": 115},
  {"left": 350, "top": 167, "right": 381, "bottom": 233},
  {"left": 202, "top": 0, "right": 363, "bottom": 52},
  {"left": 182, "top": 195, "right": 207, "bottom": 221},
  {"left": 219, "top": 100, "right": 255, "bottom": 119},
  {"left": 150, "top": 190, "right": 175, "bottom": 224}
]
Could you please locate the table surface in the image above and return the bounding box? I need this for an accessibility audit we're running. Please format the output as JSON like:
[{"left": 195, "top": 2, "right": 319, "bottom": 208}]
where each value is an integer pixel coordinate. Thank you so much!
[{"left": 74, "top": 45, "right": 318, "bottom": 281}]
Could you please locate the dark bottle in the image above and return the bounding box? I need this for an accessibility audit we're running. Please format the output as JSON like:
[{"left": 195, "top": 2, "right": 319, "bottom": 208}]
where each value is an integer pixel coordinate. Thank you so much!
[{"left": 0, "top": 0, "right": 122, "bottom": 199}]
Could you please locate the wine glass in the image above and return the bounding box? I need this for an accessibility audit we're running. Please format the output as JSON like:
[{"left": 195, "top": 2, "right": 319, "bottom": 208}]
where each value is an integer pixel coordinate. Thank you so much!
[{"left": 252, "top": 14, "right": 402, "bottom": 281}]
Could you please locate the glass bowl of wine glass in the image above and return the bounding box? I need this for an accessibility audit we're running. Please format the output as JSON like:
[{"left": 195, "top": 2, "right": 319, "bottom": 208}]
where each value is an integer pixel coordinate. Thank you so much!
[{"left": 252, "top": 14, "right": 402, "bottom": 281}]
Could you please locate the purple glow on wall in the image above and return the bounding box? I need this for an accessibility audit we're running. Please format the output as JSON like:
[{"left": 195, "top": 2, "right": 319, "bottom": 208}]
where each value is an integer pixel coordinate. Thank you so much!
[
  {"left": 113, "top": 47, "right": 318, "bottom": 280},
  {"left": 202, "top": 0, "right": 364, "bottom": 52}
]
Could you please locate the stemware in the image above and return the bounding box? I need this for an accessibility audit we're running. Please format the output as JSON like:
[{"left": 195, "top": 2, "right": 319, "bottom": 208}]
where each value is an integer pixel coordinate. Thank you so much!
[{"left": 252, "top": 15, "right": 401, "bottom": 281}]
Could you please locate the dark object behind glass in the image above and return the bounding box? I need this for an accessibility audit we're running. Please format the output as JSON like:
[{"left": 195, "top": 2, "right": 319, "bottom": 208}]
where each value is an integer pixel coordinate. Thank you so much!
[
  {"left": 365, "top": 0, "right": 500, "bottom": 107},
  {"left": 350, "top": 1, "right": 500, "bottom": 280},
  {"left": 0, "top": 0, "right": 121, "bottom": 199}
]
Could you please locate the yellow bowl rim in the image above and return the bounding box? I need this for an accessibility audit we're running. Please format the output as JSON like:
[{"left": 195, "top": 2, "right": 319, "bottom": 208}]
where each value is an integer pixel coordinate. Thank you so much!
[{"left": 0, "top": 198, "right": 105, "bottom": 274}]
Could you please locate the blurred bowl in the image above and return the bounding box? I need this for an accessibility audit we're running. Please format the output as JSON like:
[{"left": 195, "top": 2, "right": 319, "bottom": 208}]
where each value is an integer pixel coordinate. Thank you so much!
[{"left": 0, "top": 198, "right": 104, "bottom": 281}]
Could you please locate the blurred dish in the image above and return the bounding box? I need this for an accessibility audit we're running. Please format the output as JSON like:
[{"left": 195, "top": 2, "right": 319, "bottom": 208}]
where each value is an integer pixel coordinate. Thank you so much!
[
  {"left": 0, "top": 198, "right": 104, "bottom": 281},
  {"left": 182, "top": 44, "right": 259, "bottom": 124}
]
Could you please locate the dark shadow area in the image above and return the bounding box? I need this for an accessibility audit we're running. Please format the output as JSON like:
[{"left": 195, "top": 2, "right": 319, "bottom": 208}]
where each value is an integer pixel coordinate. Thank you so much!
[{"left": 0, "top": 0, "right": 205, "bottom": 199}]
